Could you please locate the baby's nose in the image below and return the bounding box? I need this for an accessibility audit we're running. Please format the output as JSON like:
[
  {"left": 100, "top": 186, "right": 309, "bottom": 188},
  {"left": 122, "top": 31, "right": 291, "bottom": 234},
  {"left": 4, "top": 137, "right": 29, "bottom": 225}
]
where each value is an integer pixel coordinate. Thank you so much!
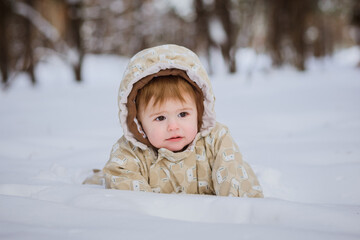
[{"left": 167, "top": 118, "right": 179, "bottom": 131}]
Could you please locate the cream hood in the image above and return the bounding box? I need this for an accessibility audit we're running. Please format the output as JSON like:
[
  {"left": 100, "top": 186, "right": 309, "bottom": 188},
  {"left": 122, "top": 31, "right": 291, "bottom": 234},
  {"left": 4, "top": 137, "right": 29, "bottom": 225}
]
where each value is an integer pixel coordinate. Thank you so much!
[{"left": 118, "top": 44, "right": 216, "bottom": 150}]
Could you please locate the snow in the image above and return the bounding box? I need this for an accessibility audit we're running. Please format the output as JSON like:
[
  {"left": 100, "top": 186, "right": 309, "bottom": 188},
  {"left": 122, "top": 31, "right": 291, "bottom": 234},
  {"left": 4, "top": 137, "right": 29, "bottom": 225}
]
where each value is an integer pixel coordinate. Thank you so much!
[
  {"left": 1, "top": 47, "right": 360, "bottom": 239},
  {"left": 210, "top": 19, "right": 227, "bottom": 45}
]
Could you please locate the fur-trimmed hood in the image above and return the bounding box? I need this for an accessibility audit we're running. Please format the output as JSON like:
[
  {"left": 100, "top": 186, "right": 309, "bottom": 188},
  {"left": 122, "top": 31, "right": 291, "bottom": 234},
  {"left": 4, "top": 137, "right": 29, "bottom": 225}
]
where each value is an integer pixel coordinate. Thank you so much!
[{"left": 118, "top": 44, "right": 216, "bottom": 150}]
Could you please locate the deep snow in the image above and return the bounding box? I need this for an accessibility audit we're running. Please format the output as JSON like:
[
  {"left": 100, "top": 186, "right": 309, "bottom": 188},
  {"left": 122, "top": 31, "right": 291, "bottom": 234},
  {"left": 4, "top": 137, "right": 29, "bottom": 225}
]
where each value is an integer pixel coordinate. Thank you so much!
[{"left": 0, "top": 48, "right": 359, "bottom": 239}]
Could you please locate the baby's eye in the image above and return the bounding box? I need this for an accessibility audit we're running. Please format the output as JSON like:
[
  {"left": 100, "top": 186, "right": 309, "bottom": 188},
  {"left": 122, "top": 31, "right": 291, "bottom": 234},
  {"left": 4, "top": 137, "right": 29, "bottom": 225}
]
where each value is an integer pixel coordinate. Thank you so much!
[
  {"left": 155, "top": 116, "right": 166, "bottom": 121},
  {"left": 178, "top": 112, "right": 189, "bottom": 118}
]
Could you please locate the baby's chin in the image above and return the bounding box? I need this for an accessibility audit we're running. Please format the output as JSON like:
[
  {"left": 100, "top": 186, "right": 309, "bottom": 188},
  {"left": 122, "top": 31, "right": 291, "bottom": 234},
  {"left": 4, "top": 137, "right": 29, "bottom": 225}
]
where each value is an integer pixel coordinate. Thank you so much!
[
  {"left": 151, "top": 137, "right": 194, "bottom": 152},
  {"left": 154, "top": 143, "right": 188, "bottom": 152},
  {"left": 167, "top": 143, "right": 191, "bottom": 152}
]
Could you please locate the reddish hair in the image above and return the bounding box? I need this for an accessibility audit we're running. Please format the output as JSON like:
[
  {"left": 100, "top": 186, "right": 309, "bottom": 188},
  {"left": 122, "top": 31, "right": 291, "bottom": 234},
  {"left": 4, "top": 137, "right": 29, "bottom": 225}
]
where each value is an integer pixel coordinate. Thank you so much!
[{"left": 136, "top": 76, "right": 203, "bottom": 130}]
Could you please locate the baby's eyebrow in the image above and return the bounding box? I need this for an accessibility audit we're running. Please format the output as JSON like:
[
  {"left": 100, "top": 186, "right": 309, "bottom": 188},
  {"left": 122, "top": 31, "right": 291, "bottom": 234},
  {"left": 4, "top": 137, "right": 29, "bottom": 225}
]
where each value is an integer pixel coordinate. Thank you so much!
[
  {"left": 149, "top": 111, "right": 166, "bottom": 118},
  {"left": 148, "top": 107, "right": 194, "bottom": 118},
  {"left": 179, "top": 107, "right": 194, "bottom": 112}
]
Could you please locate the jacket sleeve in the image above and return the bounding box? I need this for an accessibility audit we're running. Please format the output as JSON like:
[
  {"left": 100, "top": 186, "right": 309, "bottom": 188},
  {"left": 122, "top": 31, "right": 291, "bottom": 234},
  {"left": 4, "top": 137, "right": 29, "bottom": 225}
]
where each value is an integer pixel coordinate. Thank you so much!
[
  {"left": 103, "top": 137, "right": 152, "bottom": 192},
  {"left": 211, "top": 125, "right": 264, "bottom": 197}
]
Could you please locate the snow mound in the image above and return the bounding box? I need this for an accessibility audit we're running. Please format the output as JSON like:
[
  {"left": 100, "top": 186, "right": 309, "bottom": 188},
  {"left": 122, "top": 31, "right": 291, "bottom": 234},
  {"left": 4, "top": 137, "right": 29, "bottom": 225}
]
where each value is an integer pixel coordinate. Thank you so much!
[{"left": 0, "top": 48, "right": 359, "bottom": 239}]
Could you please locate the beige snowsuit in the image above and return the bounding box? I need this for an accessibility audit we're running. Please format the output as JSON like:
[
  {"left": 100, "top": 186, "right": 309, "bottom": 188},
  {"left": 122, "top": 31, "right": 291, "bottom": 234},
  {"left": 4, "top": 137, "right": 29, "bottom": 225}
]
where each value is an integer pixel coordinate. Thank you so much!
[{"left": 102, "top": 44, "right": 263, "bottom": 197}]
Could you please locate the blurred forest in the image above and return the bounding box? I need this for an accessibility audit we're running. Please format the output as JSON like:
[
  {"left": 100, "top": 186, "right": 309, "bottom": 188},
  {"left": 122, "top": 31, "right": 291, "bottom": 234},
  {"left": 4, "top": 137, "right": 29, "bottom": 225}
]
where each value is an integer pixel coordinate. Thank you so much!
[{"left": 0, "top": 0, "right": 359, "bottom": 88}]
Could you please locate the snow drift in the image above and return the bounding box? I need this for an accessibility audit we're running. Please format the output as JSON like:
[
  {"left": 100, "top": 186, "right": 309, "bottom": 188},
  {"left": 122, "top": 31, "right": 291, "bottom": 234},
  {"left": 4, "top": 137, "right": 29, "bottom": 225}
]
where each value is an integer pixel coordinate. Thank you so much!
[{"left": 0, "top": 48, "right": 359, "bottom": 239}]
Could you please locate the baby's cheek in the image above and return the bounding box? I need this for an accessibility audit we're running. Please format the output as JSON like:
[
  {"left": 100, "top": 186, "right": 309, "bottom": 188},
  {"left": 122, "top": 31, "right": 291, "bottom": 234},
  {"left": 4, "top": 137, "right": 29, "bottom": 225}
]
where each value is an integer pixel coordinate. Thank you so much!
[
  {"left": 148, "top": 131, "right": 162, "bottom": 147},
  {"left": 190, "top": 126, "right": 198, "bottom": 139}
]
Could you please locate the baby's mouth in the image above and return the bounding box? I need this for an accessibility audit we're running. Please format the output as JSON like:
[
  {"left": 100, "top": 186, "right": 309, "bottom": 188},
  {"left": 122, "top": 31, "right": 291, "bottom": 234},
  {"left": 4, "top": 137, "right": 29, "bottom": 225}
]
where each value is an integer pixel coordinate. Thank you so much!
[{"left": 166, "top": 136, "right": 183, "bottom": 141}]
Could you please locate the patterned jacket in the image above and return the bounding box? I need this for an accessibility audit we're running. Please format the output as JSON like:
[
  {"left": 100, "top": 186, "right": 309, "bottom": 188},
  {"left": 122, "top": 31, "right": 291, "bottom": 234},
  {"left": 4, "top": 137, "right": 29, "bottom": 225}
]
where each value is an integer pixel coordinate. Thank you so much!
[{"left": 102, "top": 44, "right": 263, "bottom": 197}]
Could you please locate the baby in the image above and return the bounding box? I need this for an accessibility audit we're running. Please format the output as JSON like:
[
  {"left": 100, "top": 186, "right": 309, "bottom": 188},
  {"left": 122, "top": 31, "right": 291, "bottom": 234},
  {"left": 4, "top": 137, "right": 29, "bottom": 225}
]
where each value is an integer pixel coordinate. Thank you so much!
[{"left": 101, "top": 44, "right": 263, "bottom": 197}]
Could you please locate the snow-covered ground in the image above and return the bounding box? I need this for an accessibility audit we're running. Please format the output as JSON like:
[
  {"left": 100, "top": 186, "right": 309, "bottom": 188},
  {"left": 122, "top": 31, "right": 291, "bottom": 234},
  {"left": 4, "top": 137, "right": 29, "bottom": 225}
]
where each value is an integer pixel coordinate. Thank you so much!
[{"left": 0, "top": 48, "right": 359, "bottom": 239}]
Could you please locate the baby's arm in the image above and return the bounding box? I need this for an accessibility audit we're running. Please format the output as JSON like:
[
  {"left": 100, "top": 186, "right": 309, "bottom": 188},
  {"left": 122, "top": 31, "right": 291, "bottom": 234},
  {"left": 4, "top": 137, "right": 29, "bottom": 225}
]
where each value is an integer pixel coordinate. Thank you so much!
[
  {"left": 103, "top": 137, "right": 152, "bottom": 192},
  {"left": 211, "top": 125, "right": 263, "bottom": 197}
]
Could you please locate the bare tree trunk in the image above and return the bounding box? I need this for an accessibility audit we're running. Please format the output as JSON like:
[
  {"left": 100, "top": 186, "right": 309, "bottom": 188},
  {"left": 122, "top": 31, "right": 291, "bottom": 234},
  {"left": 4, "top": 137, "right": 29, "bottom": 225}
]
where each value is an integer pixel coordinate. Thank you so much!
[
  {"left": 215, "top": 0, "right": 237, "bottom": 73},
  {"left": 266, "top": 0, "right": 312, "bottom": 70},
  {"left": 0, "top": 0, "right": 11, "bottom": 86},
  {"left": 116, "top": 0, "right": 146, "bottom": 56},
  {"left": 351, "top": 0, "right": 360, "bottom": 67},
  {"left": 194, "top": 0, "right": 213, "bottom": 74},
  {"left": 267, "top": 0, "right": 287, "bottom": 67},
  {"left": 23, "top": 0, "right": 36, "bottom": 85},
  {"left": 66, "top": 0, "right": 84, "bottom": 82},
  {"left": 312, "top": 14, "right": 327, "bottom": 58},
  {"left": 290, "top": 0, "right": 311, "bottom": 71}
]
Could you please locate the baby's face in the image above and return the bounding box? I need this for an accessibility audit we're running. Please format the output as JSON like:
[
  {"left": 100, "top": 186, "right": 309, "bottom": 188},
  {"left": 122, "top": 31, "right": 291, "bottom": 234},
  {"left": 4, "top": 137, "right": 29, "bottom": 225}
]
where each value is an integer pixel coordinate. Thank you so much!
[{"left": 139, "top": 94, "right": 198, "bottom": 152}]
